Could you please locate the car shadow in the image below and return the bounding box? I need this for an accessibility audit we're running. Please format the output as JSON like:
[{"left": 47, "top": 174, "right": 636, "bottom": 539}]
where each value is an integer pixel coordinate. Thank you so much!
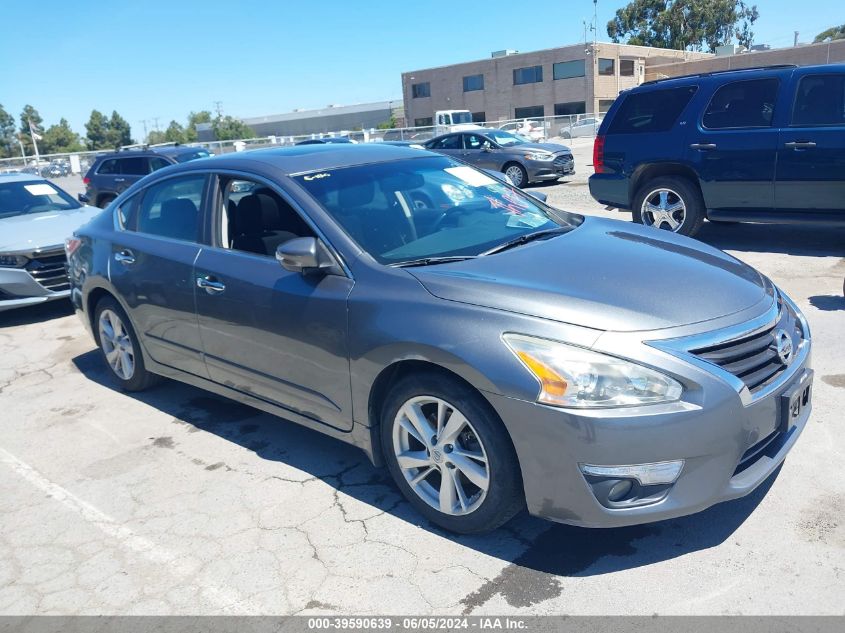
[
  {"left": 71, "top": 348, "right": 779, "bottom": 582},
  {"left": 0, "top": 300, "right": 74, "bottom": 328},
  {"left": 809, "top": 294, "right": 845, "bottom": 311},
  {"left": 695, "top": 221, "right": 845, "bottom": 257}
]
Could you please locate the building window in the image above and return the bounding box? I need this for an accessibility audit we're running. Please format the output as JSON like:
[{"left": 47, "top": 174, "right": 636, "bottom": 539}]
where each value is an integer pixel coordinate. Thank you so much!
[
  {"left": 620, "top": 59, "right": 635, "bottom": 77},
  {"left": 471, "top": 112, "right": 486, "bottom": 123},
  {"left": 515, "top": 105, "right": 544, "bottom": 119},
  {"left": 412, "top": 82, "right": 430, "bottom": 98},
  {"left": 554, "top": 102, "right": 586, "bottom": 116},
  {"left": 414, "top": 117, "right": 433, "bottom": 127},
  {"left": 598, "top": 58, "right": 615, "bottom": 76},
  {"left": 513, "top": 65, "right": 543, "bottom": 85},
  {"left": 553, "top": 60, "right": 585, "bottom": 80},
  {"left": 599, "top": 99, "right": 616, "bottom": 113},
  {"left": 463, "top": 74, "right": 484, "bottom": 92}
]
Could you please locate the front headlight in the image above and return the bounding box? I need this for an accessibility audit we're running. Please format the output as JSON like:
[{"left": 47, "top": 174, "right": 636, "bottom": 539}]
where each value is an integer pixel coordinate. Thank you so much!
[
  {"left": 0, "top": 253, "right": 28, "bottom": 268},
  {"left": 503, "top": 334, "right": 683, "bottom": 408},
  {"left": 525, "top": 152, "right": 554, "bottom": 161}
]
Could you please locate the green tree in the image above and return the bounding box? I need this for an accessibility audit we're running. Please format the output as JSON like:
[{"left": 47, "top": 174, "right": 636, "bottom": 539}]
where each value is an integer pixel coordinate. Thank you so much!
[
  {"left": 212, "top": 115, "right": 254, "bottom": 141},
  {"left": 377, "top": 115, "right": 398, "bottom": 130},
  {"left": 185, "top": 110, "right": 212, "bottom": 142},
  {"left": 814, "top": 24, "right": 845, "bottom": 42},
  {"left": 607, "top": 0, "right": 759, "bottom": 53},
  {"left": 40, "top": 118, "right": 85, "bottom": 154},
  {"left": 0, "top": 103, "right": 16, "bottom": 158},
  {"left": 146, "top": 130, "right": 167, "bottom": 145},
  {"left": 19, "top": 104, "right": 43, "bottom": 153},
  {"left": 106, "top": 111, "right": 133, "bottom": 148},
  {"left": 164, "top": 120, "right": 186, "bottom": 144},
  {"left": 85, "top": 110, "right": 110, "bottom": 150}
]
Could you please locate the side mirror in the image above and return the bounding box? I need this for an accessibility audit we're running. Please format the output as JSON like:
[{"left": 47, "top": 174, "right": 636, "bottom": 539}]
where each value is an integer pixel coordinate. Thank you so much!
[
  {"left": 276, "top": 237, "right": 336, "bottom": 275},
  {"left": 77, "top": 193, "right": 90, "bottom": 204},
  {"left": 526, "top": 190, "right": 548, "bottom": 203}
]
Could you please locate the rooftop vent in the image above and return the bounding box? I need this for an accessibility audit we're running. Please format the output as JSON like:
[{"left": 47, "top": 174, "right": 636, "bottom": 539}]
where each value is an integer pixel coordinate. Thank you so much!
[{"left": 491, "top": 49, "right": 518, "bottom": 58}]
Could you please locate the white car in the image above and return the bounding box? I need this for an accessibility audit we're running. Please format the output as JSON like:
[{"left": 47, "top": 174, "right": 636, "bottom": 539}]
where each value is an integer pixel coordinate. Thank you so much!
[
  {"left": 0, "top": 174, "right": 101, "bottom": 311},
  {"left": 559, "top": 117, "right": 603, "bottom": 139},
  {"left": 498, "top": 120, "right": 545, "bottom": 142}
]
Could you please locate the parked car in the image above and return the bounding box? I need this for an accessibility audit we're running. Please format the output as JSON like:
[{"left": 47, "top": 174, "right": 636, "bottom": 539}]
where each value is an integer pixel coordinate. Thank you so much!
[
  {"left": 295, "top": 137, "right": 356, "bottom": 145},
  {"left": 425, "top": 129, "right": 573, "bottom": 188},
  {"left": 559, "top": 116, "right": 603, "bottom": 139},
  {"left": 0, "top": 174, "right": 102, "bottom": 311},
  {"left": 80, "top": 145, "right": 212, "bottom": 208},
  {"left": 68, "top": 144, "right": 811, "bottom": 534},
  {"left": 41, "top": 159, "right": 70, "bottom": 178},
  {"left": 589, "top": 63, "right": 845, "bottom": 236},
  {"left": 499, "top": 120, "right": 545, "bottom": 142}
]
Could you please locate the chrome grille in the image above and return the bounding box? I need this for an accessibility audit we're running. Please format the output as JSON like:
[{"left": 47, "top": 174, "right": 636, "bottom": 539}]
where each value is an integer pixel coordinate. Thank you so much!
[
  {"left": 553, "top": 154, "right": 573, "bottom": 168},
  {"left": 25, "top": 250, "right": 70, "bottom": 292}
]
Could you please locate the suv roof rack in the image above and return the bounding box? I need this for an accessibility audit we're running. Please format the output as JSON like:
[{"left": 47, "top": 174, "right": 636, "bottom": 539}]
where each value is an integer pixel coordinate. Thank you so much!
[
  {"left": 117, "top": 143, "right": 149, "bottom": 152},
  {"left": 642, "top": 64, "right": 798, "bottom": 86}
]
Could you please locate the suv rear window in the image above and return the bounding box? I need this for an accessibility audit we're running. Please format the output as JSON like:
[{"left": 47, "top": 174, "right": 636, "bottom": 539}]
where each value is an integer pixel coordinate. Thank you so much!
[
  {"left": 607, "top": 86, "right": 697, "bottom": 134},
  {"left": 792, "top": 74, "right": 845, "bottom": 126},
  {"left": 703, "top": 78, "right": 778, "bottom": 129}
]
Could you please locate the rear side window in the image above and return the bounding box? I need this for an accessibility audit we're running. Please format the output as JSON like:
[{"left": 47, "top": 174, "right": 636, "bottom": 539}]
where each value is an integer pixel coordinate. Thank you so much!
[
  {"left": 607, "top": 86, "right": 697, "bottom": 134},
  {"left": 134, "top": 175, "right": 205, "bottom": 242},
  {"left": 703, "top": 78, "right": 778, "bottom": 129},
  {"left": 429, "top": 135, "right": 461, "bottom": 150},
  {"left": 119, "top": 157, "right": 150, "bottom": 176},
  {"left": 97, "top": 159, "right": 118, "bottom": 175},
  {"left": 792, "top": 74, "right": 845, "bottom": 126}
]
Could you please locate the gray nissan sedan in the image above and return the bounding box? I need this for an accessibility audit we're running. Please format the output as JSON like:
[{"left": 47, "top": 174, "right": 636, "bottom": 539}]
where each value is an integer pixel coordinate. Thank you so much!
[{"left": 68, "top": 145, "right": 812, "bottom": 534}]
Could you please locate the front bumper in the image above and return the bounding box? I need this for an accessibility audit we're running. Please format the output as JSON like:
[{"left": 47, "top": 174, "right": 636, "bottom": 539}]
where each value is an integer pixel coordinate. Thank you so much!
[
  {"left": 526, "top": 155, "right": 574, "bottom": 182},
  {"left": 489, "top": 300, "right": 812, "bottom": 528},
  {"left": 0, "top": 267, "right": 69, "bottom": 312}
]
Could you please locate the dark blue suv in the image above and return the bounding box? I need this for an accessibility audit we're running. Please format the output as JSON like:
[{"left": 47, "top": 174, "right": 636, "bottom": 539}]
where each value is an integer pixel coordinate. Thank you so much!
[{"left": 589, "top": 63, "right": 845, "bottom": 236}]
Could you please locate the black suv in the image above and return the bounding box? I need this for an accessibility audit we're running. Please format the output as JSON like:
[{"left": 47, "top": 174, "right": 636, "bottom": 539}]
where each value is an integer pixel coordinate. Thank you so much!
[
  {"left": 589, "top": 63, "right": 845, "bottom": 236},
  {"left": 80, "top": 146, "right": 211, "bottom": 208}
]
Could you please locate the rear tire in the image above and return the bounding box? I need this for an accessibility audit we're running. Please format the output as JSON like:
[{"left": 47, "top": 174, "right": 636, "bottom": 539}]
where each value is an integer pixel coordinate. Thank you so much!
[
  {"left": 633, "top": 176, "right": 705, "bottom": 237},
  {"left": 380, "top": 371, "right": 524, "bottom": 534},
  {"left": 94, "top": 297, "right": 159, "bottom": 392},
  {"left": 97, "top": 194, "right": 116, "bottom": 209}
]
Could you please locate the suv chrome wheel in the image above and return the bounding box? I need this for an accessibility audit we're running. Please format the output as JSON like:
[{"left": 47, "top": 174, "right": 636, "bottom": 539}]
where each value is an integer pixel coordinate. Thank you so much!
[
  {"left": 98, "top": 309, "right": 135, "bottom": 380},
  {"left": 641, "top": 188, "right": 686, "bottom": 232},
  {"left": 392, "top": 396, "right": 489, "bottom": 516}
]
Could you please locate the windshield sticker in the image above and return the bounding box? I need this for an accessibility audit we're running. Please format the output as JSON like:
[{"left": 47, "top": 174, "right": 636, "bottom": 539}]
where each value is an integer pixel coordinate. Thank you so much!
[
  {"left": 303, "top": 173, "right": 330, "bottom": 181},
  {"left": 506, "top": 213, "right": 547, "bottom": 229},
  {"left": 24, "top": 183, "right": 58, "bottom": 196},
  {"left": 444, "top": 166, "right": 496, "bottom": 188}
]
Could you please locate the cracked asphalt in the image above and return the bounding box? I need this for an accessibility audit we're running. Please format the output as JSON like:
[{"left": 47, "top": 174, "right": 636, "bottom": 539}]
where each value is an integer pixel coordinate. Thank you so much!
[{"left": 1, "top": 144, "right": 844, "bottom": 615}]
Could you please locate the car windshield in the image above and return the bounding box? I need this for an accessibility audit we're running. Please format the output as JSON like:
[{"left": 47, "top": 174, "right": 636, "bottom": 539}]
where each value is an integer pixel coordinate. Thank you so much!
[
  {"left": 450, "top": 112, "right": 474, "bottom": 124},
  {"left": 294, "top": 156, "right": 578, "bottom": 265},
  {"left": 484, "top": 130, "right": 528, "bottom": 147},
  {"left": 0, "top": 180, "right": 80, "bottom": 219},
  {"left": 173, "top": 150, "right": 211, "bottom": 163}
]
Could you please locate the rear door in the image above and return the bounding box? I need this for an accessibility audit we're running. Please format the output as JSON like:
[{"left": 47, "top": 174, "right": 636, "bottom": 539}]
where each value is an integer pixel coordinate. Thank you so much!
[
  {"left": 775, "top": 71, "right": 845, "bottom": 214},
  {"left": 427, "top": 134, "right": 462, "bottom": 158},
  {"left": 685, "top": 77, "right": 781, "bottom": 214},
  {"left": 115, "top": 156, "right": 152, "bottom": 194},
  {"left": 109, "top": 173, "right": 209, "bottom": 378}
]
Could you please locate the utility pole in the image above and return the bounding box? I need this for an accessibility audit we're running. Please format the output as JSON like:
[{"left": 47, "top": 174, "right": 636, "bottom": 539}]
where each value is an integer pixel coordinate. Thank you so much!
[
  {"left": 213, "top": 101, "right": 223, "bottom": 119},
  {"left": 152, "top": 117, "right": 161, "bottom": 131},
  {"left": 793, "top": 31, "right": 799, "bottom": 47},
  {"left": 139, "top": 119, "right": 149, "bottom": 141},
  {"left": 593, "top": 0, "right": 598, "bottom": 46}
]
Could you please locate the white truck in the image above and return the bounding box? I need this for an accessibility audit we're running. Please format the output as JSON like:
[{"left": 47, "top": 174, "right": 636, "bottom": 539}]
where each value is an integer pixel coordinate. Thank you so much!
[{"left": 434, "top": 110, "right": 482, "bottom": 136}]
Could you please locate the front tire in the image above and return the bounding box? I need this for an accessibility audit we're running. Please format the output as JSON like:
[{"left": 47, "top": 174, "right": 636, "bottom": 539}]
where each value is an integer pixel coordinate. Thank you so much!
[
  {"left": 502, "top": 163, "right": 528, "bottom": 188},
  {"left": 633, "top": 176, "right": 705, "bottom": 237},
  {"left": 381, "top": 372, "right": 523, "bottom": 534},
  {"left": 94, "top": 297, "right": 159, "bottom": 392}
]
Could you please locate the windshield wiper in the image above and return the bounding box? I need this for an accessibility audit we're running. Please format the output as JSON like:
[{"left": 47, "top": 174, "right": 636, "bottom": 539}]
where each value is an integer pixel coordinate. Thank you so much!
[
  {"left": 391, "top": 255, "right": 477, "bottom": 268},
  {"left": 480, "top": 227, "right": 570, "bottom": 256}
]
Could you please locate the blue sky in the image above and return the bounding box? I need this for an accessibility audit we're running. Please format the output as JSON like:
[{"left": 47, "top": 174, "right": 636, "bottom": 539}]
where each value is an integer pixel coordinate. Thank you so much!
[{"left": 0, "top": 0, "right": 840, "bottom": 137}]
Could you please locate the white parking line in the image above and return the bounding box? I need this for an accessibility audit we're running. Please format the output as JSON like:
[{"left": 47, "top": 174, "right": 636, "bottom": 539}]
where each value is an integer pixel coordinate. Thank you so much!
[{"left": 0, "top": 446, "right": 257, "bottom": 614}]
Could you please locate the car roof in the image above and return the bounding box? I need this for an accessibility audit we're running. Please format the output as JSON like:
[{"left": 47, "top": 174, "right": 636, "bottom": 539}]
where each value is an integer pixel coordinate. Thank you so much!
[
  {"left": 93, "top": 145, "right": 207, "bottom": 160},
  {"left": 638, "top": 62, "right": 845, "bottom": 90},
  {"left": 0, "top": 173, "right": 45, "bottom": 184},
  {"left": 176, "top": 144, "right": 438, "bottom": 175}
]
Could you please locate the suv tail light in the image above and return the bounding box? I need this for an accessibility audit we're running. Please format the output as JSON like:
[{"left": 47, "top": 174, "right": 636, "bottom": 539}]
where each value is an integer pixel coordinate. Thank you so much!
[
  {"left": 82, "top": 176, "right": 90, "bottom": 185},
  {"left": 593, "top": 135, "right": 606, "bottom": 174}
]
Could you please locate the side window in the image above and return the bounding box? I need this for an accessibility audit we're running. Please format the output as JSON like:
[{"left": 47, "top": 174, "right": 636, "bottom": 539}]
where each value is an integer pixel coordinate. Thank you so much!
[
  {"left": 135, "top": 175, "right": 205, "bottom": 241},
  {"left": 607, "top": 86, "right": 697, "bottom": 134},
  {"left": 220, "top": 177, "right": 313, "bottom": 257},
  {"left": 116, "top": 194, "right": 139, "bottom": 229},
  {"left": 703, "top": 78, "right": 779, "bottom": 129},
  {"left": 792, "top": 74, "right": 845, "bottom": 126},
  {"left": 119, "top": 157, "right": 151, "bottom": 176},
  {"left": 150, "top": 157, "right": 170, "bottom": 172},
  {"left": 432, "top": 135, "right": 460, "bottom": 150},
  {"left": 97, "top": 159, "right": 118, "bottom": 175},
  {"left": 464, "top": 134, "right": 488, "bottom": 150}
]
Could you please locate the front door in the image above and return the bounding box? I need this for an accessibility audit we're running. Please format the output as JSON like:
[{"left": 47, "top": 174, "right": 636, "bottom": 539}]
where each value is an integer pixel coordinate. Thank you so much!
[
  {"left": 194, "top": 176, "right": 354, "bottom": 431},
  {"left": 109, "top": 174, "right": 208, "bottom": 378},
  {"left": 775, "top": 72, "right": 845, "bottom": 214},
  {"left": 685, "top": 77, "right": 780, "bottom": 214},
  {"left": 460, "top": 133, "right": 497, "bottom": 169}
]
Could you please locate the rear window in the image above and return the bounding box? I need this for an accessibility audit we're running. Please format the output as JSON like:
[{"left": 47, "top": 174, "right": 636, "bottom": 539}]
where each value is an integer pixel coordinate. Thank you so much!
[{"left": 607, "top": 86, "right": 697, "bottom": 134}]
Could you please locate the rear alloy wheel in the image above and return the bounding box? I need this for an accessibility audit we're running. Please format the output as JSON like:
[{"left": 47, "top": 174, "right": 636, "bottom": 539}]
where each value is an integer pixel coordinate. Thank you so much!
[
  {"left": 381, "top": 373, "right": 523, "bottom": 533},
  {"left": 98, "top": 195, "right": 116, "bottom": 209},
  {"left": 503, "top": 163, "right": 528, "bottom": 188},
  {"left": 94, "top": 297, "right": 159, "bottom": 392},
  {"left": 633, "top": 176, "right": 704, "bottom": 237}
]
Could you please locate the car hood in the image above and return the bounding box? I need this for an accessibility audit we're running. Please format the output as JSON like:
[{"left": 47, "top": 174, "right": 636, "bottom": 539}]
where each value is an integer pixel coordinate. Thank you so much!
[
  {"left": 406, "top": 217, "right": 769, "bottom": 332},
  {"left": 0, "top": 205, "right": 103, "bottom": 252},
  {"left": 512, "top": 141, "right": 571, "bottom": 154}
]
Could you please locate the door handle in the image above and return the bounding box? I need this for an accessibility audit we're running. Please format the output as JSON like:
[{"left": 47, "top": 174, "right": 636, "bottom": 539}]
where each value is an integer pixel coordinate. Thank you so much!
[
  {"left": 784, "top": 141, "right": 816, "bottom": 149},
  {"left": 114, "top": 249, "right": 135, "bottom": 265},
  {"left": 689, "top": 143, "right": 717, "bottom": 150},
  {"left": 114, "top": 177, "right": 125, "bottom": 183},
  {"left": 196, "top": 275, "right": 226, "bottom": 294}
]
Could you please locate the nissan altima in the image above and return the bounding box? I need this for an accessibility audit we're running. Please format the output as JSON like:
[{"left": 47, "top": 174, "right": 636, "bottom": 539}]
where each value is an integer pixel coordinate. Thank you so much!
[{"left": 67, "top": 145, "right": 812, "bottom": 534}]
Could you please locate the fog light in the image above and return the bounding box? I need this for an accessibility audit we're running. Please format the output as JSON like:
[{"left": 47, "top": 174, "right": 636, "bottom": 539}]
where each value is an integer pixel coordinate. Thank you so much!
[
  {"left": 579, "top": 460, "right": 684, "bottom": 486},
  {"left": 607, "top": 479, "right": 634, "bottom": 502}
]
